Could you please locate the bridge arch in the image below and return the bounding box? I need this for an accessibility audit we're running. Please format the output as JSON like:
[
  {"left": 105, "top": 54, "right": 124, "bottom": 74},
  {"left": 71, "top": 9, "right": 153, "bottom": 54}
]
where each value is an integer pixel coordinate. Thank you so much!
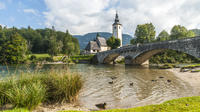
[{"left": 96, "top": 37, "right": 200, "bottom": 65}]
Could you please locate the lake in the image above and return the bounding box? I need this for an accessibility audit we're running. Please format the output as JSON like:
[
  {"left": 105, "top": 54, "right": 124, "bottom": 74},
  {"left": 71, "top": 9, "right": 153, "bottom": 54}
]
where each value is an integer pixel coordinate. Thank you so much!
[{"left": 0, "top": 64, "right": 196, "bottom": 110}]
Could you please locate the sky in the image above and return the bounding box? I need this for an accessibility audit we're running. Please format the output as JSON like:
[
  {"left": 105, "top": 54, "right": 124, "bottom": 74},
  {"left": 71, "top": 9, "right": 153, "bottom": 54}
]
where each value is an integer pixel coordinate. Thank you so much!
[{"left": 0, "top": 0, "right": 200, "bottom": 36}]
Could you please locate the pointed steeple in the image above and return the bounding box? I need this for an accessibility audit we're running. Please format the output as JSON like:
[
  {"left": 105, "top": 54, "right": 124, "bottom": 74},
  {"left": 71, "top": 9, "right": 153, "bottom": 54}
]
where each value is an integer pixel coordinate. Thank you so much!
[{"left": 113, "top": 11, "right": 121, "bottom": 25}]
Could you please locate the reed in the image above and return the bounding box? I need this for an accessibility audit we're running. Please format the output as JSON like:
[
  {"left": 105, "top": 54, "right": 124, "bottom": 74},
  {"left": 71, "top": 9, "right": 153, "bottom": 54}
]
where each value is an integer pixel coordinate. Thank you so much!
[{"left": 0, "top": 70, "right": 83, "bottom": 110}]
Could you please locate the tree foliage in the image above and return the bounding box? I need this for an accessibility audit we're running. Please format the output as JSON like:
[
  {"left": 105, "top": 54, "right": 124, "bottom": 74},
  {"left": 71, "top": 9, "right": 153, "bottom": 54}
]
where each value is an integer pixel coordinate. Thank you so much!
[
  {"left": 106, "top": 36, "right": 121, "bottom": 49},
  {"left": 0, "top": 29, "right": 27, "bottom": 64},
  {"left": 131, "top": 23, "right": 156, "bottom": 44},
  {"left": 0, "top": 26, "right": 80, "bottom": 64},
  {"left": 156, "top": 30, "right": 170, "bottom": 42},
  {"left": 170, "top": 25, "right": 195, "bottom": 40}
]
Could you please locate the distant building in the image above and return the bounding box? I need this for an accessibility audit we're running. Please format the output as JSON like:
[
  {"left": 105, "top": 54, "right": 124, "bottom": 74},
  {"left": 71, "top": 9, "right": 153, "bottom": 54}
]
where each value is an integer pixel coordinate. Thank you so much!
[
  {"left": 84, "top": 36, "right": 110, "bottom": 54},
  {"left": 84, "top": 12, "right": 123, "bottom": 54},
  {"left": 112, "top": 11, "right": 123, "bottom": 47}
]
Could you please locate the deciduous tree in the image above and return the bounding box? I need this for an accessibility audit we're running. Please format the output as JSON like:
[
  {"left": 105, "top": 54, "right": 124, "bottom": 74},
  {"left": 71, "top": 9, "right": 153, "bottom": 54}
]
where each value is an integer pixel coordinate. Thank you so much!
[{"left": 106, "top": 36, "right": 121, "bottom": 49}]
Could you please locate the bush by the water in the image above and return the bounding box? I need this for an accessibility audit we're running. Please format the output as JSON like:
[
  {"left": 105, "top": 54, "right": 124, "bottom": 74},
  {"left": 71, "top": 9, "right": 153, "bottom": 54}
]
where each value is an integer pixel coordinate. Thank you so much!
[
  {"left": 157, "top": 63, "right": 176, "bottom": 69},
  {"left": 0, "top": 71, "right": 82, "bottom": 110},
  {"left": 150, "top": 50, "right": 200, "bottom": 64}
]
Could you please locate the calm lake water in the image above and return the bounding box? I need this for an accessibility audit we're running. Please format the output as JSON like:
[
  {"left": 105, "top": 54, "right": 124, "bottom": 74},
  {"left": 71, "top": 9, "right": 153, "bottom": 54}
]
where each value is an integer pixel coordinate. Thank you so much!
[{"left": 0, "top": 64, "right": 195, "bottom": 109}]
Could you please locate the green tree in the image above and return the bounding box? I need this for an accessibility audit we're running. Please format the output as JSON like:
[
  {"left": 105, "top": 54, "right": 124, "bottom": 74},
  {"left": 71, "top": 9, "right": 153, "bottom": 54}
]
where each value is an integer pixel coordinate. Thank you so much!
[
  {"left": 96, "top": 33, "right": 100, "bottom": 37},
  {"left": 131, "top": 23, "right": 156, "bottom": 44},
  {"left": 0, "top": 32, "right": 27, "bottom": 64},
  {"left": 62, "top": 30, "right": 80, "bottom": 56},
  {"left": 170, "top": 25, "right": 195, "bottom": 40},
  {"left": 47, "top": 34, "right": 59, "bottom": 57},
  {"left": 156, "top": 30, "right": 170, "bottom": 41},
  {"left": 106, "top": 36, "right": 121, "bottom": 49}
]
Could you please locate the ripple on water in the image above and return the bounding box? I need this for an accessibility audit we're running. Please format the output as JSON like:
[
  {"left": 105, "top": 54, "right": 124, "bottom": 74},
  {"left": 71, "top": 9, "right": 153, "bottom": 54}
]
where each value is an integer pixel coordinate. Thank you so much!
[{"left": 77, "top": 64, "right": 193, "bottom": 110}]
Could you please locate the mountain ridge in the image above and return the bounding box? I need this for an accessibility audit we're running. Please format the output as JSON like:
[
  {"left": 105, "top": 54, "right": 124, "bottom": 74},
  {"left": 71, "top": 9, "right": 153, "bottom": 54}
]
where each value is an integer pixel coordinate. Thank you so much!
[{"left": 73, "top": 32, "right": 133, "bottom": 50}]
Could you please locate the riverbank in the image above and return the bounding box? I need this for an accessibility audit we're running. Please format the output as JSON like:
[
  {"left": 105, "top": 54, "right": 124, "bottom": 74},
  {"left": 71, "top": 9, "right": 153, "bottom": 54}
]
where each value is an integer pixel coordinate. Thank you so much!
[
  {"left": 5, "top": 96, "right": 200, "bottom": 112},
  {"left": 168, "top": 68, "right": 200, "bottom": 96}
]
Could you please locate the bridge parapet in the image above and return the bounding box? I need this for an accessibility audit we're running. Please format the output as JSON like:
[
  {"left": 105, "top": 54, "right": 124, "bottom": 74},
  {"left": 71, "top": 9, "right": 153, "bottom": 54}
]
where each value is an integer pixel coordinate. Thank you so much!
[{"left": 96, "top": 37, "right": 200, "bottom": 65}]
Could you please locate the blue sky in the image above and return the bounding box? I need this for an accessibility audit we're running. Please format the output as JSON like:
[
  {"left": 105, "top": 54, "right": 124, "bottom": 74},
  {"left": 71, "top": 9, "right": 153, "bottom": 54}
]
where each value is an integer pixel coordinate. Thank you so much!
[
  {"left": 0, "top": 0, "right": 46, "bottom": 29},
  {"left": 0, "top": 0, "right": 200, "bottom": 35}
]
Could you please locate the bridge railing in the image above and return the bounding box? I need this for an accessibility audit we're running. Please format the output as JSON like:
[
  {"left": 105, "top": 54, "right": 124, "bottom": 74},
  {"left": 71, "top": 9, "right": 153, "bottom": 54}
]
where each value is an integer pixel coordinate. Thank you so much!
[{"left": 97, "top": 36, "right": 200, "bottom": 55}]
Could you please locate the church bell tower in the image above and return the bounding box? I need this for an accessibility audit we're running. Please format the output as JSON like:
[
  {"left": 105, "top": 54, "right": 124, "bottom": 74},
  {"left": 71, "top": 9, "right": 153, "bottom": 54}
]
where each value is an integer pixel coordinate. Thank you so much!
[{"left": 112, "top": 11, "right": 122, "bottom": 47}]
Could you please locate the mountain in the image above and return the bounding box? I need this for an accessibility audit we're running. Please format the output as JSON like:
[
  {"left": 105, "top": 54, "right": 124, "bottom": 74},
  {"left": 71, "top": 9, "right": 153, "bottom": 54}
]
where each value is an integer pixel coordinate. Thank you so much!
[
  {"left": 73, "top": 32, "right": 133, "bottom": 50},
  {"left": 190, "top": 29, "right": 200, "bottom": 36}
]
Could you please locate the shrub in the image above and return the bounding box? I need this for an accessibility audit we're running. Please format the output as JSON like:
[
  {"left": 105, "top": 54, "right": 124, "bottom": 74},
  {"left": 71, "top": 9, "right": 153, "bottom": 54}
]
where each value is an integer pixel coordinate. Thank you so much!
[
  {"left": 29, "top": 55, "right": 37, "bottom": 60},
  {"left": 0, "top": 71, "right": 83, "bottom": 110},
  {"left": 0, "top": 76, "right": 46, "bottom": 109},
  {"left": 39, "top": 72, "right": 82, "bottom": 103},
  {"left": 5, "top": 81, "right": 46, "bottom": 109}
]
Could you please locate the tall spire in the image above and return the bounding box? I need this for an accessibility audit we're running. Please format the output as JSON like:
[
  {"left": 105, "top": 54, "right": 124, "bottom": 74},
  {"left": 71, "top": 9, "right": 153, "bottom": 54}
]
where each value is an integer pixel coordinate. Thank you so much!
[{"left": 113, "top": 11, "right": 121, "bottom": 25}]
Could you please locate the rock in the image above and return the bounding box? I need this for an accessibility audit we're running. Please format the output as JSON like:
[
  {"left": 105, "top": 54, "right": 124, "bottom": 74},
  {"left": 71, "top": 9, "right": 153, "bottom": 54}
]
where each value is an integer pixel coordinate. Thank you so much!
[
  {"left": 95, "top": 103, "right": 107, "bottom": 110},
  {"left": 180, "top": 68, "right": 191, "bottom": 72}
]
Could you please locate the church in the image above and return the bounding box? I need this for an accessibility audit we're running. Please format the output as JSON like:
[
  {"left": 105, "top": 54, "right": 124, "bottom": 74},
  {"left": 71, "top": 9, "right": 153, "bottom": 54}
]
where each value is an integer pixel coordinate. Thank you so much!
[{"left": 84, "top": 12, "right": 123, "bottom": 54}]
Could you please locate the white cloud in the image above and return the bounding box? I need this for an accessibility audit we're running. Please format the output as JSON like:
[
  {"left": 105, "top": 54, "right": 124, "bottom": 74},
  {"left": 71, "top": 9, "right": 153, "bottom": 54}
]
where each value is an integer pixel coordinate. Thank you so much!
[
  {"left": 0, "top": 2, "right": 6, "bottom": 10},
  {"left": 44, "top": 0, "right": 200, "bottom": 35},
  {"left": 23, "top": 9, "right": 38, "bottom": 15}
]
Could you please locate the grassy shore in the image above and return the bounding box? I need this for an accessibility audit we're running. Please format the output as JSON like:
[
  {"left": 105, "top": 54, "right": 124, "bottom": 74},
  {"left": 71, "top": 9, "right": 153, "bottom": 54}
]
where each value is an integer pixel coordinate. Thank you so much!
[
  {"left": 3, "top": 96, "right": 200, "bottom": 112},
  {"left": 0, "top": 70, "right": 82, "bottom": 111},
  {"left": 59, "top": 96, "right": 200, "bottom": 112}
]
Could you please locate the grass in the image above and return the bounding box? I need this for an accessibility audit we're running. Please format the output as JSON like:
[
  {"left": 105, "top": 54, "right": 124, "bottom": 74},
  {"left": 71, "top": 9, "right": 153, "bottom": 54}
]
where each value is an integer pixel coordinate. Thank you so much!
[
  {"left": 156, "top": 63, "right": 176, "bottom": 69},
  {"left": 0, "top": 70, "right": 83, "bottom": 110},
  {"left": 70, "top": 55, "right": 94, "bottom": 63},
  {"left": 2, "top": 108, "right": 29, "bottom": 112},
  {"left": 181, "top": 64, "right": 200, "bottom": 69},
  {"left": 32, "top": 54, "right": 50, "bottom": 58},
  {"left": 59, "top": 96, "right": 200, "bottom": 112},
  {"left": 180, "top": 64, "right": 200, "bottom": 72},
  {"left": 28, "top": 54, "right": 94, "bottom": 63}
]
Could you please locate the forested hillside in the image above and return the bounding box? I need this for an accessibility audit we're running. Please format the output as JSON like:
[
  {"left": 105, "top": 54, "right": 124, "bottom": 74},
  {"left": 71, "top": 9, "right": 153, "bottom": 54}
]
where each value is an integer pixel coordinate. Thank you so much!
[{"left": 0, "top": 26, "right": 80, "bottom": 64}]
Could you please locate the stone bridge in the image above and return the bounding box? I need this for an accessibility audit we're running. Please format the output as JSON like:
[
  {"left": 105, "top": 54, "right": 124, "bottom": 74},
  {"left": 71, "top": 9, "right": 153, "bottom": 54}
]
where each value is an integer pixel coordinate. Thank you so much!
[{"left": 95, "top": 36, "right": 200, "bottom": 65}]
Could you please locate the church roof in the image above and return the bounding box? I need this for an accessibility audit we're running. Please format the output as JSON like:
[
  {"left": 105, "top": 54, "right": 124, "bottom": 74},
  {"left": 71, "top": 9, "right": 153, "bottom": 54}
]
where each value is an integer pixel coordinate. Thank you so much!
[
  {"left": 85, "top": 36, "right": 108, "bottom": 51},
  {"left": 97, "top": 37, "right": 107, "bottom": 47},
  {"left": 85, "top": 41, "right": 100, "bottom": 50}
]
